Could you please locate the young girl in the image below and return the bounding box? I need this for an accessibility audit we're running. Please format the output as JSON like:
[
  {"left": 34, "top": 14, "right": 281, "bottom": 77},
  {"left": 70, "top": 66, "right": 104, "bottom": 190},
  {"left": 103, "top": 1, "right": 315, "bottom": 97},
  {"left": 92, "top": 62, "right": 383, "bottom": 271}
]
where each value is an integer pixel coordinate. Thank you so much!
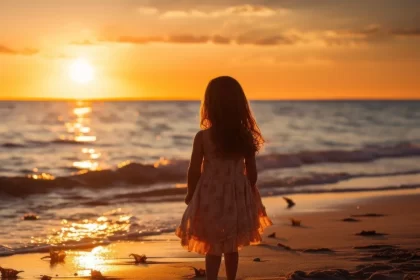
[{"left": 176, "top": 76, "right": 272, "bottom": 280}]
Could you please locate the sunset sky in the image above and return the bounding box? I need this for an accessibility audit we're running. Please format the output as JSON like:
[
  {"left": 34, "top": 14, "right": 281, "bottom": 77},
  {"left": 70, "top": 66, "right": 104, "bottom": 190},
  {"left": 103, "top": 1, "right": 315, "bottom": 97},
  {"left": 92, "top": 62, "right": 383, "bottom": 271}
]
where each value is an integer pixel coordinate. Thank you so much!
[{"left": 1, "top": 0, "right": 419, "bottom": 100}]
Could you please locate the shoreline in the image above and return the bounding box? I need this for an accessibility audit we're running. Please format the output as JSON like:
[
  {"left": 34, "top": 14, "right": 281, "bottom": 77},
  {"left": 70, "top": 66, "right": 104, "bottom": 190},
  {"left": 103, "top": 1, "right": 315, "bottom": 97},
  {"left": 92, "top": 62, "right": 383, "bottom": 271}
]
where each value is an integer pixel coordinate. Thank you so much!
[{"left": 1, "top": 188, "right": 419, "bottom": 279}]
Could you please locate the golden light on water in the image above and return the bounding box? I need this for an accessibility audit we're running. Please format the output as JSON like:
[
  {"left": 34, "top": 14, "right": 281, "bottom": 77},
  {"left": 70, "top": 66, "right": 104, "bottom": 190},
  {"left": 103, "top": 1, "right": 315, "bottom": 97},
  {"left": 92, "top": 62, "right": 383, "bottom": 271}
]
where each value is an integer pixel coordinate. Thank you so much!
[
  {"left": 73, "top": 246, "right": 110, "bottom": 276},
  {"left": 27, "top": 172, "right": 55, "bottom": 180},
  {"left": 63, "top": 104, "right": 96, "bottom": 144},
  {"left": 72, "top": 160, "right": 99, "bottom": 170},
  {"left": 32, "top": 212, "right": 133, "bottom": 246},
  {"left": 74, "top": 135, "right": 97, "bottom": 143},
  {"left": 73, "top": 107, "right": 92, "bottom": 115},
  {"left": 90, "top": 153, "right": 101, "bottom": 159},
  {"left": 83, "top": 148, "right": 101, "bottom": 159},
  {"left": 117, "top": 160, "right": 131, "bottom": 169},
  {"left": 153, "top": 157, "right": 170, "bottom": 168},
  {"left": 80, "top": 126, "right": 91, "bottom": 133},
  {"left": 62, "top": 102, "right": 103, "bottom": 172}
]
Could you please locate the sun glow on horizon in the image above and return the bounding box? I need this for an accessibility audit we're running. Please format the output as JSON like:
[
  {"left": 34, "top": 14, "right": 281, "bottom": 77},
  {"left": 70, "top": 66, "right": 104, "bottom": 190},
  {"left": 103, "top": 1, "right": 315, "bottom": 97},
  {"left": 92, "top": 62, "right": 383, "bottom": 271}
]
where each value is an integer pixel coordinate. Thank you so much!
[{"left": 69, "top": 58, "right": 95, "bottom": 84}]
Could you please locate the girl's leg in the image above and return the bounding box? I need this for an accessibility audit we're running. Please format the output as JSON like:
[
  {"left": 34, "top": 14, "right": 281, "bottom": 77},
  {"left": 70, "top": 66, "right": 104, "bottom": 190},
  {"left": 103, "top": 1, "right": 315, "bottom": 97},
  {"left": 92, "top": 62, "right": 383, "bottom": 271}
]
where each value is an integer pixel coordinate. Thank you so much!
[
  {"left": 205, "top": 254, "right": 222, "bottom": 280},
  {"left": 224, "top": 252, "right": 239, "bottom": 280}
]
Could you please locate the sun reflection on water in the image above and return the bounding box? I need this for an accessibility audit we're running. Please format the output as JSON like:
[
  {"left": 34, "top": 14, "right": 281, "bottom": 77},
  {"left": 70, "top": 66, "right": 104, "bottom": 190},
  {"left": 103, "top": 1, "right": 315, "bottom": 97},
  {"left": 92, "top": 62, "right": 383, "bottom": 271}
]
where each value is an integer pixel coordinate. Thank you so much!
[
  {"left": 153, "top": 157, "right": 170, "bottom": 168},
  {"left": 74, "top": 135, "right": 97, "bottom": 143},
  {"left": 73, "top": 246, "right": 110, "bottom": 276},
  {"left": 117, "top": 160, "right": 131, "bottom": 169},
  {"left": 63, "top": 102, "right": 102, "bottom": 172},
  {"left": 27, "top": 172, "right": 55, "bottom": 180},
  {"left": 73, "top": 107, "right": 92, "bottom": 116},
  {"left": 31, "top": 212, "right": 133, "bottom": 245}
]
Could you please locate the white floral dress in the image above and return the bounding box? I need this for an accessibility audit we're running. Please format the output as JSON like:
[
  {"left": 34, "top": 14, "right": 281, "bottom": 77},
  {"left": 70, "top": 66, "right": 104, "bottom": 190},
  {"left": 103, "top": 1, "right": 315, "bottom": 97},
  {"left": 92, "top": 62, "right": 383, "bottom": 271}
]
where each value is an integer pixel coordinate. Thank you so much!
[{"left": 175, "top": 130, "right": 272, "bottom": 255}]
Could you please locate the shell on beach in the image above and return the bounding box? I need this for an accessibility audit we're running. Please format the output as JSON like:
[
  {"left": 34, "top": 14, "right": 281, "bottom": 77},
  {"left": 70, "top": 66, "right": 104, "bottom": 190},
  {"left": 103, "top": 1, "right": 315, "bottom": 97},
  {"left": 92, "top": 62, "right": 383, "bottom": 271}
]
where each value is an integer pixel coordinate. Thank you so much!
[
  {"left": 267, "top": 232, "right": 276, "bottom": 238},
  {"left": 41, "top": 249, "right": 66, "bottom": 263},
  {"left": 191, "top": 267, "right": 206, "bottom": 277},
  {"left": 0, "top": 267, "right": 24, "bottom": 278},
  {"left": 283, "top": 197, "right": 296, "bottom": 208},
  {"left": 129, "top": 253, "right": 147, "bottom": 264}
]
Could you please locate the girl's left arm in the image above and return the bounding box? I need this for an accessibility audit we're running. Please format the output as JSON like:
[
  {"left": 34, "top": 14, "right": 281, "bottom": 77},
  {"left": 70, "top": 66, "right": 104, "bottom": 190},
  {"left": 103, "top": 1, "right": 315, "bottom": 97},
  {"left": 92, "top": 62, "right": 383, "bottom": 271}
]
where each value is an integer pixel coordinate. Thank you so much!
[{"left": 185, "top": 131, "right": 204, "bottom": 205}]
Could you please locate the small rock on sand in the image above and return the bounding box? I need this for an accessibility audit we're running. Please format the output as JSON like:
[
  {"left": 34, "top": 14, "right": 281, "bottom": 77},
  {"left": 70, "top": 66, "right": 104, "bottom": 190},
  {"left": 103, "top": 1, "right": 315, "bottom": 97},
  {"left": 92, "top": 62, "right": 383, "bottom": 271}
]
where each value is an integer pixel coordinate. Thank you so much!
[
  {"left": 342, "top": 218, "right": 360, "bottom": 222},
  {"left": 356, "top": 230, "right": 387, "bottom": 236}
]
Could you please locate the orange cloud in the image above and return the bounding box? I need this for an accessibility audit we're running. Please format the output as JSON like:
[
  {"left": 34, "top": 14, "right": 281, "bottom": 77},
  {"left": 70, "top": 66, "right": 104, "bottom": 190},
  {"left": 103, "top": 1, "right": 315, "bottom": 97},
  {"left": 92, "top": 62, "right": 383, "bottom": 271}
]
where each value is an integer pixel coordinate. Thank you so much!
[
  {"left": 105, "top": 35, "right": 213, "bottom": 44},
  {"left": 157, "top": 4, "right": 286, "bottom": 18},
  {"left": 137, "top": 6, "right": 159, "bottom": 16},
  {"left": 225, "top": 4, "right": 279, "bottom": 16},
  {"left": 0, "top": 45, "right": 38, "bottom": 56},
  {"left": 117, "top": 36, "right": 164, "bottom": 44},
  {"left": 70, "top": 40, "right": 96, "bottom": 46},
  {"left": 168, "top": 35, "right": 209, "bottom": 43},
  {"left": 391, "top": 28, "right": 420, "bottom": 37},
  {"left": 212, "top": 35, "right": 231, "bottom": 44},
  {"left": 237, "top": 34, "right": 297, "bottom": 46},
  {"left": 86, "top": 25, "right": 420, "bottom": 48}
]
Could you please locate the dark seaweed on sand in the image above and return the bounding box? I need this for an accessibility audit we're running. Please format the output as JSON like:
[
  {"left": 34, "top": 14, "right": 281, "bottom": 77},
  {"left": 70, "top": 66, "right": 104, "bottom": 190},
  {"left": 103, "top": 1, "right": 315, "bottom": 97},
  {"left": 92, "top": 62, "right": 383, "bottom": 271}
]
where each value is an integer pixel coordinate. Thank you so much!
[
  {"left": 356, "top": 230, "right": 388, "bottom": 236},
  {"left": 354, "top": 244, "right": 397, "bottom": 250},
  {"left": 352, "top": 213, "right": 386, "bottom": 218},
  {"left": 278, "top": 243, "right": 292, "bottom": 250},
  {"left": 303, "top": 248, "right": 335, "bottom": 254},
  {"left": 342, "top": 217, "right": 360, "bottom": 222}
]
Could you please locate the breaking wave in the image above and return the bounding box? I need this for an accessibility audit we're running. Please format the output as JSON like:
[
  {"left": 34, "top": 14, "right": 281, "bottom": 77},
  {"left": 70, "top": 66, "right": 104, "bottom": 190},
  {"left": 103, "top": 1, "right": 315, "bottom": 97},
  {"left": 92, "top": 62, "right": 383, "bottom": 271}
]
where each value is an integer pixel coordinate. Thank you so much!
[{"left": 0, "top": 142, "right": 419, "bottom": 198}]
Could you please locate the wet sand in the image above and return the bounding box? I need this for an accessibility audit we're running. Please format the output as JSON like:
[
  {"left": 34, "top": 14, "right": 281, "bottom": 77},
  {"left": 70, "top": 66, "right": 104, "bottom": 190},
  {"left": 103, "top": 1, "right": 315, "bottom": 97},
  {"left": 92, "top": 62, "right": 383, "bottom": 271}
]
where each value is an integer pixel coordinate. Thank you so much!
[{"left": 1, "top": 189, "right": 419, "bottom": 279}]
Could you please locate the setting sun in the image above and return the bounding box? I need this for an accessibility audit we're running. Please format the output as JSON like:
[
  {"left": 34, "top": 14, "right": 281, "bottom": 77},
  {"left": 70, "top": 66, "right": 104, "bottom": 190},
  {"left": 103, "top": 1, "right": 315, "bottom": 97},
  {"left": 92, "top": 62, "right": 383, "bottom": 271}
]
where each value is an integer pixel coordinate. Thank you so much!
[{"left": 69, "top": 58, "right": 95, "bottom": 84}]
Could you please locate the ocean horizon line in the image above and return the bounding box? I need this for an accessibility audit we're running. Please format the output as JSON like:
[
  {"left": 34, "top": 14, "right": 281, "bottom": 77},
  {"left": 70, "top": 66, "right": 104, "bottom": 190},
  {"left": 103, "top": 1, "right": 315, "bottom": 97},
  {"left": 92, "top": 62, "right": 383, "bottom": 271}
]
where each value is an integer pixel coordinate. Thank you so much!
[{"left": 1, "top": 98, "right": 420, "bottom": 102}]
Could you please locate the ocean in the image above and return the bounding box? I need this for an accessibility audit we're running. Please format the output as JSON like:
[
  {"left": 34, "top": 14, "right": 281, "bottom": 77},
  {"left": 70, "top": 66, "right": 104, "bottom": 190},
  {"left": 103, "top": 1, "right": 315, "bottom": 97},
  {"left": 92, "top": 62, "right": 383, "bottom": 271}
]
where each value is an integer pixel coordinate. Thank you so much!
[{"left": 1, "top": 100, "right": 420, "bottom": 255}]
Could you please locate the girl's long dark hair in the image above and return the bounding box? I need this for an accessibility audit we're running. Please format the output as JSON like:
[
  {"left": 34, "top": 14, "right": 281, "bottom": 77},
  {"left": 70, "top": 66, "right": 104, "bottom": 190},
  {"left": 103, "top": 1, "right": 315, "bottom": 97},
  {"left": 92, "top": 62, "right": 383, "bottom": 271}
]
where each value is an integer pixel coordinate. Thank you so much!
[{"left": 200, "top": 76, "right": 264, "bottom": 157}]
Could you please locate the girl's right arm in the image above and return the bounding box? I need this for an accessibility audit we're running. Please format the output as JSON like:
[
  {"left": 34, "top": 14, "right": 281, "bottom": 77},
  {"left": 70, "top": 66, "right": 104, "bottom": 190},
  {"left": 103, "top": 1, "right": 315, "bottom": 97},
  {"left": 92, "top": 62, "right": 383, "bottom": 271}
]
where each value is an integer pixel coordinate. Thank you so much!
[
  {"left": 185, "top": 131, "right": 204, "bottom": 204},
  {"left": 245, "top": 154, "right": 258, "bottom": 189}
]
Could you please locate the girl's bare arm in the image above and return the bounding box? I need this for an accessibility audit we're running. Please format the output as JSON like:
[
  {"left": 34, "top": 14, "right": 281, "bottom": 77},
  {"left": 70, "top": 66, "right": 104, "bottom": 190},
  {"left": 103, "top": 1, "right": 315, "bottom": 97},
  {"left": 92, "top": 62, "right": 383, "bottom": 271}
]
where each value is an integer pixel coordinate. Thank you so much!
[
  {"left": 245, "top": 154, "right": 258, "bottom": 188},
  {"left": 185, "top": 131, "right": 204, "bottom": 204}
]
